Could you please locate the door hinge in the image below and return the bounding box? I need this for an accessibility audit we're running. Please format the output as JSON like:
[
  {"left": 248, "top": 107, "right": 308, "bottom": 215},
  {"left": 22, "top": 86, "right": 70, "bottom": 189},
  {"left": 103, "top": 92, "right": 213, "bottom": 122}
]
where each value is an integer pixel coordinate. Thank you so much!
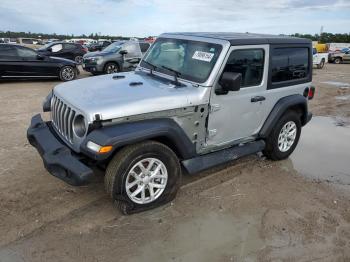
[
  {"left": 207, "top": 129, "right": 217, "bottom": 138},
  {"left": 210, "top": 104, "right": 220, "bottom": 113}
]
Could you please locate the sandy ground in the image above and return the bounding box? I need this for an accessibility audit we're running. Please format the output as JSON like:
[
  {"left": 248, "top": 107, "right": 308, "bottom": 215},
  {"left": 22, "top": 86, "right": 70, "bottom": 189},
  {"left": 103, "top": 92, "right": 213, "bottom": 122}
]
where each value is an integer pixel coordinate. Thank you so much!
[{"left": 0, "top": 64, "right": 349, "bottom": 262}]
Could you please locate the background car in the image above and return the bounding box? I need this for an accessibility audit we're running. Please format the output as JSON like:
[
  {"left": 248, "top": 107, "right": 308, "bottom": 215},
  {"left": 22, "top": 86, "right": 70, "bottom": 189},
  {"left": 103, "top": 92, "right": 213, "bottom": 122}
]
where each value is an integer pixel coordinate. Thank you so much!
[
  {"left": 16, "top": 38, "right": 43, "bottom": 49},
  {"left": 82, "top": 40, "right": 150, "bottom": 75},
  {"left": 37, "top": 42, "right": 87, "bottom": 64},
  {"left": 0, "top": 44, "right": 79, "bottom": 81},
  {"left": 88, "top": 41, "right": 112, "bottom": 52}
]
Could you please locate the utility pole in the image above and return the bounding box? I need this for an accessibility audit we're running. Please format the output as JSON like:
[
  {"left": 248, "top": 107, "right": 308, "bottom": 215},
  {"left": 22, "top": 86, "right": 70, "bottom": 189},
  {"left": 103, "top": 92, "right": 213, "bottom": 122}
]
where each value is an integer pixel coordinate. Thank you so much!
[{"left": 320, "top": 26, "right": 324, "bottom": 42}]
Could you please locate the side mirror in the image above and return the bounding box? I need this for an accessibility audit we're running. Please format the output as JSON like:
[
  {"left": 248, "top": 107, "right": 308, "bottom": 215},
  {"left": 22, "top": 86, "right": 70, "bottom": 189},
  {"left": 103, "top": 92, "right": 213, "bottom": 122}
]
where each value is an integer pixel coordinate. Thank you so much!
[
  {"left": 47, "top": 47, "right": 52, "bottom": 52},
  {"left": 119, "top": 50, "right": 128, "bottom": 55},
  {"left": 219, "top": 72, "right": 242, "bottom": 93}
]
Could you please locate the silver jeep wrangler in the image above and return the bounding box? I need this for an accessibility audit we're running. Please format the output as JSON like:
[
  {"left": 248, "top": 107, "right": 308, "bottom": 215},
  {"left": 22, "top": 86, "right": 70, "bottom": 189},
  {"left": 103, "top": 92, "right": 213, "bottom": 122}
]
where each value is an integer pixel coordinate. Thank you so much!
[{"left": 27, "top": 32, "right": 314, "bottom": 214}]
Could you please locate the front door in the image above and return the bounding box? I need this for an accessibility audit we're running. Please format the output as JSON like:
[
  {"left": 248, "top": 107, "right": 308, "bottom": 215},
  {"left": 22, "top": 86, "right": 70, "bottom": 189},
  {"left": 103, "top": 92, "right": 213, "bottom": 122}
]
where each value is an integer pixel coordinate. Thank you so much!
[
  {"left": 206, "top": 45, "right": 269, "bottom": 148},
  {"left": 16, "top": 46, "right": 55, "bottom": 76},
  {"left": 122, "top": 42, "right": 142, "bottom": 71}
]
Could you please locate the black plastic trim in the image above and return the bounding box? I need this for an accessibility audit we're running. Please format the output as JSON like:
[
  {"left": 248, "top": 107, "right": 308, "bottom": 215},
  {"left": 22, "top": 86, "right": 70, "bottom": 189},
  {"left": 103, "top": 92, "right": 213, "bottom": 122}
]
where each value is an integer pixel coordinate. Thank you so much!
[
  {"left": 182, "top": 140, "right": 265, "bottom": 174},
  {"left": 42, "top": 91, "right": 53, "bottom": 112},
  {"left": 81, "top": 118, "right": 197, "bottom": 161},
  {"left": 27, "top": 114, "right": 93, "bottom": 186},
  {"left": 259, "top": 94, "right": 310, "bottom": 138}
]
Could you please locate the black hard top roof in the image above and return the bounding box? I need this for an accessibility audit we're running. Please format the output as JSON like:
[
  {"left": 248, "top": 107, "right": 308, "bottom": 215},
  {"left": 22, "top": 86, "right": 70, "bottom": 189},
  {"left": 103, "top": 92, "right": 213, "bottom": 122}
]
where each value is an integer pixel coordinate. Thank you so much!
[{"left": 165, "top": 32, "right": 311, "bottom": 45}]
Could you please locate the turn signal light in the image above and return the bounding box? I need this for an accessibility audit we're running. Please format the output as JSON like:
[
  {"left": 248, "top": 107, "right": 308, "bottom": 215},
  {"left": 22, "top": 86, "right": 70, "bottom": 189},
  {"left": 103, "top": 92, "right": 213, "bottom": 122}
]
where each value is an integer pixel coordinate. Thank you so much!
[
  {"left": 99, "top": 146, "right": 113, "bottom": 154},
  {"left": 87, "top": 141, "right": 113, "bottom": 154}
]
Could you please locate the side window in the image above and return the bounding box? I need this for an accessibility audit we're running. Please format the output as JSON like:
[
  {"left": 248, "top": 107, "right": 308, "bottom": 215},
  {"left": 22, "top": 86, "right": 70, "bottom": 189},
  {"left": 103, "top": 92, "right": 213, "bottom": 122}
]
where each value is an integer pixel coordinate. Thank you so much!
[
  {"left": 223, "top": 49, "right": 264, "bottom": 87},
  {"left": 271, "top": 48, "right": 309, "bottom": 83},
  {"left": 124, "top": 43, "right": 141, "bottom": 57},
  {"left": 139, "top": 43, "right": 150, "bottom": 53},
  {"left": 64, "top": 43, "right": 76, "bottom": 50},
  {"left": 22, "top": 39, "right": 33, "bottom": 44},
  {"left": 51, "top": 44, "right": 63, "bottom": 53},
  {"left": 0, "top": 45, "right": 18, "bottom": 59},
  {"left": 16, "top": 47, "right": 37, "bottom": 59}
]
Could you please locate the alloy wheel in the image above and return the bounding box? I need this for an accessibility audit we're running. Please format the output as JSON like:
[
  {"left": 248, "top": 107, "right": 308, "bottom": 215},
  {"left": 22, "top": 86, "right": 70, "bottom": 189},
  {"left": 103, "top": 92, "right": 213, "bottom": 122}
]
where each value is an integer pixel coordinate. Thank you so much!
[
  {"left": 278, "top": 121, "right": 297, "bottom": 152},
  {"left": 125, "top": 158, "right": 168, "bottom": 204},
  {"left": 61, "top": 67, "right": 75, "bottom": 81}
]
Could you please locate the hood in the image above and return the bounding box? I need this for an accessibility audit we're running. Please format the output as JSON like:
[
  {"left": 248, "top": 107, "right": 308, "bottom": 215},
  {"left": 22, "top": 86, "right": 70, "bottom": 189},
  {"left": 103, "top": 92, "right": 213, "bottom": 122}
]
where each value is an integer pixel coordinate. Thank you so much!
[
  {"left": 54, "top": 71, "right": 210, "bottom": 122},
  {"left": 84, "top": 50, "right": 115, "bottom": 58}
]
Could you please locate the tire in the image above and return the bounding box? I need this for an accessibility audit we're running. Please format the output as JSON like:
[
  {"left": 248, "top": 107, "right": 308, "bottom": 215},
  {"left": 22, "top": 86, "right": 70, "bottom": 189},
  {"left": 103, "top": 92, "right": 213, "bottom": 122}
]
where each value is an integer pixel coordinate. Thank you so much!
[
  {"left": 263, "top": 111, "right": 301, "bottom": 161},
  {"left": 334, "top": 57, "right": 342, "bottom": 64},
  {"left": 59, "top": 66, "right": 77, "bottom": 81},
  {"left": 104, "top": 62, "right": 119, "bottom": 74},
  {"left": 105, "top": 141, "right": 181, "bottom": 215},
  {"left": 317, "top": 59, "right": 325, "bottom": 69},
  {"left": 74, "top": 55, "right": 83, "bottom": 64}
]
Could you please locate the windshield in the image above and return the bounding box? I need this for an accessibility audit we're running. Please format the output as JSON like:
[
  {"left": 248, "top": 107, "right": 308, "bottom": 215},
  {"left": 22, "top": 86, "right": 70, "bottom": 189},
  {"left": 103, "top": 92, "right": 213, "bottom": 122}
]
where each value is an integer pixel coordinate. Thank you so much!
[
  {"left": 102, "top": 41, "right": 124, "bottom": 53},
  {"left": 140, "top": 38, "right": 222, "bottom": 83}
]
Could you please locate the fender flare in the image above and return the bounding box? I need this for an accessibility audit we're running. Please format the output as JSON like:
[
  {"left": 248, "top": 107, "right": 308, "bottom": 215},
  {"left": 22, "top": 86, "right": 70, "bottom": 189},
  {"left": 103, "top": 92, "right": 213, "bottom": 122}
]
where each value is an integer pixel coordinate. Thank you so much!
[
  {"left": 259, "top": 94, "right": 310, "bottom": 138},
  {"left": 81, "top": 118, "right": 197, "bottom": 161}
]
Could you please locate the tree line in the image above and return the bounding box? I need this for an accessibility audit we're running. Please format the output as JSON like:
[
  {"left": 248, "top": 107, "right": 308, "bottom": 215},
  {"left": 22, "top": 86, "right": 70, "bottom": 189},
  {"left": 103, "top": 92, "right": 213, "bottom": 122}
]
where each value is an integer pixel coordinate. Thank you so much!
[
  {"left": 0, "top": 31, "right": 141, "bottom": 40},
  {"left": 1, "top": 30, "right": 349, "bottom": 43},
  {"left": 291, "top": 33, "right": 350, "bottom": 43}
]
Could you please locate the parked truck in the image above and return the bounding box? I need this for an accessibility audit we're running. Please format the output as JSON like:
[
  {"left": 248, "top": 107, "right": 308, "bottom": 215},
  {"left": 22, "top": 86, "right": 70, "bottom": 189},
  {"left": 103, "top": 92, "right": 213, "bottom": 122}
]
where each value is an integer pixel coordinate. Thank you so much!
[{"left": 313, "top": 48, "right": 328, "bottom": 69}]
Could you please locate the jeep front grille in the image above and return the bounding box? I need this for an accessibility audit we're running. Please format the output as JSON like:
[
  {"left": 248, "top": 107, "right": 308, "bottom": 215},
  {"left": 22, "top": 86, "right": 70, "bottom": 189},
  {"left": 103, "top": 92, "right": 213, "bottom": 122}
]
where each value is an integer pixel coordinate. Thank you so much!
[{"left": 51, "top": 95, "right": 76, "bottom": 143}]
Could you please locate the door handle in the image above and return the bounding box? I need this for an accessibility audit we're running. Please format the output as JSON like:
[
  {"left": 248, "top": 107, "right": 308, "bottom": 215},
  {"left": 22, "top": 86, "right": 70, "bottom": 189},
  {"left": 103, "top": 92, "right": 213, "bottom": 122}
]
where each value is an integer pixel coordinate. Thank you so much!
[{"left": 251, "top": 96, "right": 266, "bottom": 103}]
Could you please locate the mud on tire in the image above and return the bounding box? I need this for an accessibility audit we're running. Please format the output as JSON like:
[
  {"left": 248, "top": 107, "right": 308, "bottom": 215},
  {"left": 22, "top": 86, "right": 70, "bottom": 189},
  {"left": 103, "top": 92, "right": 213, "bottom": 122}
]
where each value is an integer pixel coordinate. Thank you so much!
[{"left": 105, "top": 141, "right": 181, "bottom": 215}]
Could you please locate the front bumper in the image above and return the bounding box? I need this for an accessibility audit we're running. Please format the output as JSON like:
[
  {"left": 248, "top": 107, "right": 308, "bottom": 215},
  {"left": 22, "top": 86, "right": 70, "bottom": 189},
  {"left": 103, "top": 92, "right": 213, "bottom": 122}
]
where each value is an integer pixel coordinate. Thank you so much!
[{"left": 27, "top": 114, "right": 93, "bottom": 186}]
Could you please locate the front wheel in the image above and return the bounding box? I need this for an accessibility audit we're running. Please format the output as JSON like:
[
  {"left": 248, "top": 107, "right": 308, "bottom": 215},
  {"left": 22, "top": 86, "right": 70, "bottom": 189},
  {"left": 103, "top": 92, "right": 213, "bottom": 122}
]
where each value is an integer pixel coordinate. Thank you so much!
[
  {"left": 317, "top": 59, "right": 325, "bottom": 69},
  {"left": 59, "top": 66, "right": 77, "bottom": 81},
  {"left": 263, "top": 111, "right": 301, "bottom": 160},
  {"left": 105, "top": 141, "right": 181, "bottom": 214},
  {"left": 334, "top": 58, "right": 342, "bottom": 64},
  {"left": 104, "top": 62, "right": 119, "bottom": 74}
]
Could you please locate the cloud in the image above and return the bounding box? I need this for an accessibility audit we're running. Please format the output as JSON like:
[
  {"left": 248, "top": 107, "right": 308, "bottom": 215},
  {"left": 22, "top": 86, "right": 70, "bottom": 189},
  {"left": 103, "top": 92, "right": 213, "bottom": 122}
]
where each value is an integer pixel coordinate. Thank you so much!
[{"left": 0, "top": 0, "right": 349, "bottom": 36}]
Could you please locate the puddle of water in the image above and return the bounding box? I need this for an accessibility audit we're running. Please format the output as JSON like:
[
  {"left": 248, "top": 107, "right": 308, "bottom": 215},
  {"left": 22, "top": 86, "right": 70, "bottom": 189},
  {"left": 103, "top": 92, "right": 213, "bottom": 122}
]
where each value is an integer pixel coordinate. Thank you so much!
[
  {"left": 291, "top": 116, "right": 350, "bottom": 185},
  {"left": 126, "top": 211, "right": 265, "bottom": 262},
  {"left": 321, "top": 81, "right": 350, "bottom": 88},
  {"left": 335, "top": 95, "right": 350, "bottom": 101}
]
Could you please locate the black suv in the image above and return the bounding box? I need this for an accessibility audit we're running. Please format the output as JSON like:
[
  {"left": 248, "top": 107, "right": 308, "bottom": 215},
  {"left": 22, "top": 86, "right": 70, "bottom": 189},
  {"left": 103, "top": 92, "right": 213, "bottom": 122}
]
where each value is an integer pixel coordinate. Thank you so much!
[
  {"left": 0, "top": 44, "right": 79, "bottom": 81},
  {"left": 88, "top": 41, "right": 111, "bottom": 52},
  {"left": 37, "top": 42, "right": 87, "bottom": 64}
]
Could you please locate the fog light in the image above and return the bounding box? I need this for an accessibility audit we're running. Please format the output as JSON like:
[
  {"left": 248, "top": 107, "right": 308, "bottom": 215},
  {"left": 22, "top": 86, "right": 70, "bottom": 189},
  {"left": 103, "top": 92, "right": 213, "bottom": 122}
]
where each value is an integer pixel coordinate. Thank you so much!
[{"left": 87, "top": 141, "right": 113, "bottom": 154}]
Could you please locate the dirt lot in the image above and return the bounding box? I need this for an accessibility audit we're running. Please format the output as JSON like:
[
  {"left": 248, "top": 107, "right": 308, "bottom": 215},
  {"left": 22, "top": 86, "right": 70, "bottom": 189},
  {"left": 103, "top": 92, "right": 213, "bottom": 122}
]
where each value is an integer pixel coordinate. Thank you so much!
[{"left": 0, "top": 64, "right": 349, "bottom": 262}]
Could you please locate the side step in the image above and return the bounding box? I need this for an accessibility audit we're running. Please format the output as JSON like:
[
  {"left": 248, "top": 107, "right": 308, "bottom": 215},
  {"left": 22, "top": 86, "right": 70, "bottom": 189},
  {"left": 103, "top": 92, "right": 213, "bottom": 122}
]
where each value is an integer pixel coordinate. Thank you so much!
[{"left": 182, "top": 140, "right": 265, "bottom": 174}]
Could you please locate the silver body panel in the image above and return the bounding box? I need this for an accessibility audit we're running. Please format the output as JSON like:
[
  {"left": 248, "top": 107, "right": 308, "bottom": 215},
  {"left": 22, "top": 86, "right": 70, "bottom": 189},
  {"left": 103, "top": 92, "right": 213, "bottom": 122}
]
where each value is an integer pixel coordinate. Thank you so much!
[{"left": 51, "top": 33, "right": 311, "bottom": 154}]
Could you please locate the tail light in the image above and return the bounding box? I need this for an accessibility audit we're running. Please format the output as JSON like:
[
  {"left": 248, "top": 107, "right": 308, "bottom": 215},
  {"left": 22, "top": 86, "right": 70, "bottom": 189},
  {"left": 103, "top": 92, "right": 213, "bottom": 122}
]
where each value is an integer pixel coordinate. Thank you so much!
[
  {"left": 308, "top": 86, "right": 315, "bottom": 100},
  {"left": 304, "top": 86, "right": 315, "bottom": 100}
]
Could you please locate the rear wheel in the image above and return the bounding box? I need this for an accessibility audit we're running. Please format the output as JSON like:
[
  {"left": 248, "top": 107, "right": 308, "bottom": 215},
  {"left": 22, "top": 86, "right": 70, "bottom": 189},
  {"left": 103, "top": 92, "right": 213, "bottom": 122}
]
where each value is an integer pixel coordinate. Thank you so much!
[
  {"left": 104, "top": 62, "right": 119, "bottom": 74},
  {"left": 74, "top": 55, "right": 83, "bottom": 64},
  {"left": 263, "top": 111, "right": 301, "bottom": 160},
  {"left": 59, "top": 66, "right": 76, "bottom": 81},
  {"left": 105, "top": 141, "right": 181, "bottom": 214}
]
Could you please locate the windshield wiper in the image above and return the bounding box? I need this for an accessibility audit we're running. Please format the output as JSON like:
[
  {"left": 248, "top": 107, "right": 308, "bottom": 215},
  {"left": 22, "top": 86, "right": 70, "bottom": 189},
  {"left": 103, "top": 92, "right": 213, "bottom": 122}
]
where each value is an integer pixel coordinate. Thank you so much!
[
  {"left": 142, "top": 60, "right": 157, "bottom": 75},
  {"left": 161, "top": 65, "right": 182, "bottom": 86}
]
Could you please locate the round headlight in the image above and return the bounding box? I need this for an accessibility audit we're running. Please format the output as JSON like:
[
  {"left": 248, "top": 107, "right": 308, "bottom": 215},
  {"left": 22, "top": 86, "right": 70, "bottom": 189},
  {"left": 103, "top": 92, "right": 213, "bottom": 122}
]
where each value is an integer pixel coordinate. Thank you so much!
[{"left": 73, "top": 115, "right": 86, "bottom": 137}]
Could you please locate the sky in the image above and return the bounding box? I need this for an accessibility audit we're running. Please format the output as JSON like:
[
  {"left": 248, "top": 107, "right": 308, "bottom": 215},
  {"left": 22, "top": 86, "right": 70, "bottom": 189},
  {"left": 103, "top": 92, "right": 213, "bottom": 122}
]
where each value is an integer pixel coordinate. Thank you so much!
[{"left": 0, "top": 0, "right": 349, "bottom": 37}]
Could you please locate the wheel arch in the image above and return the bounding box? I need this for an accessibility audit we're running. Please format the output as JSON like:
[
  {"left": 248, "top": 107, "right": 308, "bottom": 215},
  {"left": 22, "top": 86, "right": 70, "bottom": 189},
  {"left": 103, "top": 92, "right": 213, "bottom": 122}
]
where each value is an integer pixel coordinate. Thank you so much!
[
  {"left": 259, "top": 94, "right": 310, "bottom": 138},
  {"left": 81, "top": 118, "right": 197, "bottom": 162}
]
